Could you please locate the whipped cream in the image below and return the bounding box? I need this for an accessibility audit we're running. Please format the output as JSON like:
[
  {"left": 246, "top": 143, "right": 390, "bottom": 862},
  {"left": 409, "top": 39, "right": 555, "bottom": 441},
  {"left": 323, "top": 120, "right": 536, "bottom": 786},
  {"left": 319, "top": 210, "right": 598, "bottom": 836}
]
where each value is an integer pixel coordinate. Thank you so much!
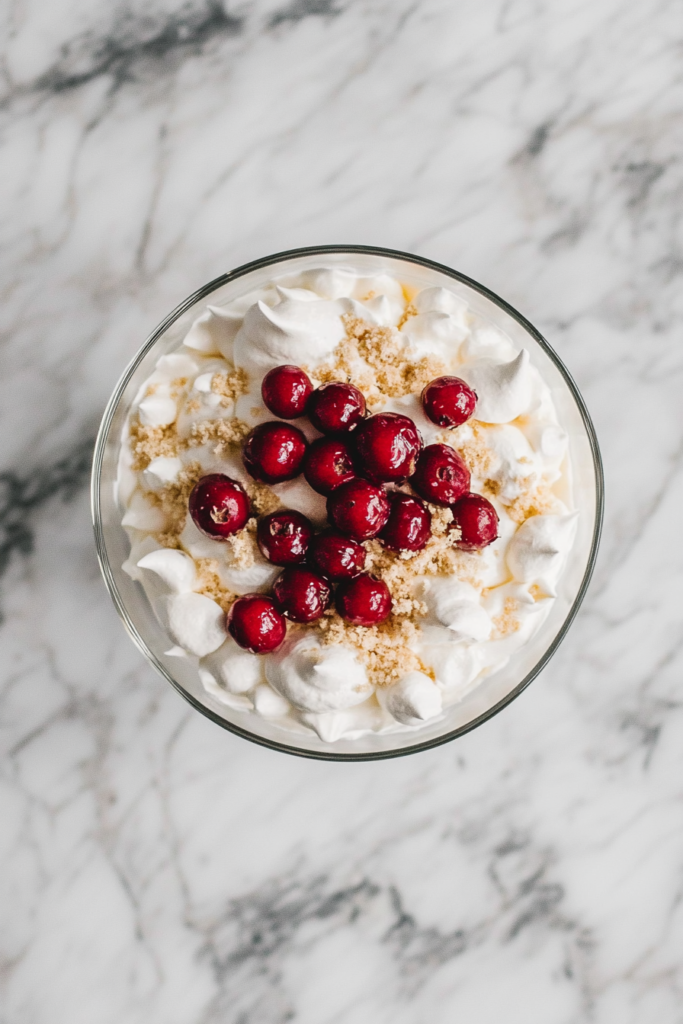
[{"left": 118, "top": 263, "right": 577, "bottom": 744}]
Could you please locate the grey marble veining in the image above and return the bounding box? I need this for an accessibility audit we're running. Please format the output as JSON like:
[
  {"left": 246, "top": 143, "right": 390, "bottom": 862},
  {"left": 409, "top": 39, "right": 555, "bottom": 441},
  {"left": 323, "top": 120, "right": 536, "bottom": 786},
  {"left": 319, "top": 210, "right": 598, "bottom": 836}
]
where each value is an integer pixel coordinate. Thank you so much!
[{"left": 1, "top": 1, "right": 682, "bottom": 1021}]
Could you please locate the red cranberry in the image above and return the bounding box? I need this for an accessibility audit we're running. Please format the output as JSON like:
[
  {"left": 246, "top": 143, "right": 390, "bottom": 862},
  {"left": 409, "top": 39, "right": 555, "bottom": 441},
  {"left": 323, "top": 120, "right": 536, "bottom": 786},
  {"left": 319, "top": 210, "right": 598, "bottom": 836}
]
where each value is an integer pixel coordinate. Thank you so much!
[
  {"left": 261, "top": 364, "right": 313, "bottom": 419},
  {"left": 450, "top": 493, "right": 499, "bottom": 550},
  {"left": 380, "top": 493, "right": 432, "bottom": 552},
  {"left": 307, "top": 381, "right": 366, "bottom": 435},
  {"left": 353, "top": 413, "right": 423, "bottom": 483},
  {"left": 188, "top": 474, "right": 250, "bottom": 539},
  {"left": 336, "top": 574, "right": 392, "bottom": 626},
  {"left": 327, "top": 478, "right": 391, "bottom": 540},
  {"left": 227, "top": 595, "right": 287, "bottom": 653},
  {"left": 308, "top": 530, "right": 366, "bottom": 581},
  {"left": 242, "top": 421, "right": 307, "bottom": 484},
  {"left": 410, "top": 444, "right": 470, "bottom": 507},
  {"left": 273, "top": 566, "right": 331, "bottom": 623},
  {"left": 422, "top": 376, "right": 477, "bottom": 428},
  {"left": 303, "top": 437, "right": 356, "bottom": 495},
  {"left": 257, "top": 510, "right": 312, "bottom": 565}
]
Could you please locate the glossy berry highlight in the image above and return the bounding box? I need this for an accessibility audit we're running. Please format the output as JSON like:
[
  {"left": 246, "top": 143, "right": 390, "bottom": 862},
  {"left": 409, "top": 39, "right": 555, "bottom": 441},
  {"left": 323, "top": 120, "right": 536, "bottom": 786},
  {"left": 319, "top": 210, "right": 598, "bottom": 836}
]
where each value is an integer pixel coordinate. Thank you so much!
[
  {"left": 326, "top": 478, "right": 391, "bottom": 540},
  {"left": 261, "top": 364, "right": 313, "bottom": 419},
  {"left": 353, "top": 412, "right": 423, "bottom": 483},
  {"left": 188, "top": 474, "right": 250, "bottom": 539},
  {"left": 336, "top": 574, "right": 393, "bottom": 627},
  {"left": 242, "top": 421, "right": 307, "bottom": 484},
  {"left": 307, "top": 381, "right": 366, "bottom": 435},
  {"left": 303, "top": 436, "right": 356, "bottom": 495},
  {"left": 450, "top": 493, "right": 499, "bottom": 550},
  {"left": 410, "top": 443, "right": 470, "bottom": 507},
  {"left": 273, "top": 566, "right": 331, "bottom": 623},
  {"left": 257, "top": 510, "right": 313, "bottom": 565},
  {"left": 422, "top": 375, "right": 477, "bottom": 428},
  {"left": 308, "top": 530, "right": 366, "bottom": 581},
  {"left": 380, "top": 493, "right": 432, "bottom": 552},
  {"left": 227, "top": 595, "right": 287, "bottom": 653}
]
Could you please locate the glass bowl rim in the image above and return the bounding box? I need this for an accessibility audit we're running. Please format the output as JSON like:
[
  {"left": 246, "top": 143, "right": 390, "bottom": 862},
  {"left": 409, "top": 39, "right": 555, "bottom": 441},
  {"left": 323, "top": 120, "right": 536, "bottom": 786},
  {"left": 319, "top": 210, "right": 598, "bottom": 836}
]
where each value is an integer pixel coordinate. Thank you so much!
[{"left": 91, "top": 244, "right": 604, "bottom": 762}]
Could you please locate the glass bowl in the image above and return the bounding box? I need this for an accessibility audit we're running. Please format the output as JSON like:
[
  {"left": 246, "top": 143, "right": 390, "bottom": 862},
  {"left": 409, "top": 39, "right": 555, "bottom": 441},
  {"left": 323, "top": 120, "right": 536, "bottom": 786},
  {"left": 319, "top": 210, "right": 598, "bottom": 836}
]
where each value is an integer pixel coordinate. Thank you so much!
[{"left": 92, "top": 245, "right": 603, "bottom": 760}]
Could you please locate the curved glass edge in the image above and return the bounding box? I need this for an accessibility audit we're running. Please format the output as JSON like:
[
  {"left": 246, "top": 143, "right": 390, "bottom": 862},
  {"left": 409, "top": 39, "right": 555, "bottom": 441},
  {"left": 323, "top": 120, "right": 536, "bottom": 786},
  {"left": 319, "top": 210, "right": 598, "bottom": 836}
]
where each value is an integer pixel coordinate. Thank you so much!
[{"left": 92, "top": 245, "right": 605, "bottom": 762}]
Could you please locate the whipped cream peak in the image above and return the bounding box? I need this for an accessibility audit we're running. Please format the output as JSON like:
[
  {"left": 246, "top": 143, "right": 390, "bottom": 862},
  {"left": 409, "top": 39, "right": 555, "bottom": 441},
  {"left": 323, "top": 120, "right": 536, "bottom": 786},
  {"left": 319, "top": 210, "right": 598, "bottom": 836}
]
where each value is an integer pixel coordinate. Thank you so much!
[
  {"left": 460, "top": 325, "right": 517, "bottom": 364},
  {"left": 298, "top": 266, "right": 405, "bottom": 318},
  {"left": 121, "top": 491, "right": 168, "bottom": 532},
  {"left": 166, "top": 592, "right": 226, "bottom": 657},
  {"left": 233, "top": 294, "right": 349, "bottom": 373},
  {"left": 274, "top": 285, "right": 320, "bottom": 303},
  {"left": 483, "top": 424, "right": 541, "bottom": 501},
  {"left": 142, "top": 455, "right": 183, "bottom": 492},
  {"left": 300, "top": 267, "right": 359, "bottom": 299},
  {"left": 379, "top": 671, "right": 443, "bottom": 726},
  {"left": 422, "top": 641, "right": 484, "bottom": 696},
  {"left": 506, "top": 512, "right": 578, "bottom": 595},
  {"left": 266, "top": 636, "right": 372, "bottom": 713},
  {"left": 137, "top": 548, "right": 197, "bottom": 593},
  {"left": 462, "top": 349, "right": 533, "bottom": 423},
  {"left": 149, "top": 352, "right": 199, "bottom": 383},
  {"left": 422, "top": 577, "right": 492, "bottom": 643},
  {"left": 138, "top": 391, "right": 178, "bottom": 428},
  {"left": 203, "top": 637, "right": 263, "bottom": 694},
  {"left": 414, "top": 286, "right": 468, "bottom": 323},
  {"left": 184, "top": 305, "right": 243, "bottom": 359}
]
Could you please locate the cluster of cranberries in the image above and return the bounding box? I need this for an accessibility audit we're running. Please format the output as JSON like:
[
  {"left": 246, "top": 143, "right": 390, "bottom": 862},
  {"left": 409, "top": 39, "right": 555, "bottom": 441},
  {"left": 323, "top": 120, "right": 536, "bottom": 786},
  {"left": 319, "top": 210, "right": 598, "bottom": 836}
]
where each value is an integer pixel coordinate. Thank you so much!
[{"left": 188, "top": 364, "right": 499, "bottom": 655}]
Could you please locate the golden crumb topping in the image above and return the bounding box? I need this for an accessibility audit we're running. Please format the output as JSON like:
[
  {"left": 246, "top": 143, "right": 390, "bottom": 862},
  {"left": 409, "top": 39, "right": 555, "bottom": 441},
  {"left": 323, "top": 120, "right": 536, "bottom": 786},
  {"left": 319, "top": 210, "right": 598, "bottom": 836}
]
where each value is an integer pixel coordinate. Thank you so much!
[
  {"left": 307, "top": 315, "right": 447, "bottom": 410},
  {"left": 151, "top": 462, "right": 204, "bottom": 540},
  {"left": 194, "top": 558, "right": 236, "bottom": 612},
  {"left": 187, "top": 417, "right": 251, "bottom": 456},
  {"left": 491, "top": 597, "right": 521, "bottom": 639},
  {"left": 211, "top": 368, "right": 248, "bottom": 405},
  {"left": 316, "top": 613, "right": 429, "bottom": 687},
  {"left": 130, "top": 421, "right": 180, "bottom": 471},
  {"left": 441, "top": 420, "right": 497, "bottom": 478},
  {"left": 502, "top": 480, "right": 562, "bottom": 524}
]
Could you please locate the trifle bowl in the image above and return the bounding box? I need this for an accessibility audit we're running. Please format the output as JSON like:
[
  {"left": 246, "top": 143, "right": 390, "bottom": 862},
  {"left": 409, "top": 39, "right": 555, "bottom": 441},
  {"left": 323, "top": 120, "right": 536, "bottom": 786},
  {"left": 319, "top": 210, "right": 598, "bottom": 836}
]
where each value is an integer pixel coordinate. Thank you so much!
[{"left": 92, "top": 245, "right": 603, "bottom": 760}]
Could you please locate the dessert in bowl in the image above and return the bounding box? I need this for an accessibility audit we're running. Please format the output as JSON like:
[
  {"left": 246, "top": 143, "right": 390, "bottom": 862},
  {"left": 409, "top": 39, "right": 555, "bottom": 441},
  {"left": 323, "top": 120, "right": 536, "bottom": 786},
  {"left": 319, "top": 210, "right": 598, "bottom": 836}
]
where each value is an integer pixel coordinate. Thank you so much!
[{"left": 92, "top": 246, "right": 603, "bottom": 759}]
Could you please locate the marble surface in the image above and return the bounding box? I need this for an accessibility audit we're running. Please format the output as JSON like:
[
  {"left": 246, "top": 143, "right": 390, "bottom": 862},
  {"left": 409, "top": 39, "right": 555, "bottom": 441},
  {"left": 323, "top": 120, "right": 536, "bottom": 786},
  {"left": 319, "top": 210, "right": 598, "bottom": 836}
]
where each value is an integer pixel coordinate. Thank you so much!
[{"left": 1, "top": 0, "right": 682, "bottom": 1020}]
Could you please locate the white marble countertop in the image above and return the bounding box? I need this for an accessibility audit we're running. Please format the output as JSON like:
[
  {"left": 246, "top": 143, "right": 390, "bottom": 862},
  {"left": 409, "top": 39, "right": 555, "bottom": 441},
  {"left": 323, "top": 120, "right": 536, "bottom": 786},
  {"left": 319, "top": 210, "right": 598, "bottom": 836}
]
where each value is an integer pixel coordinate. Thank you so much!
[{"left": 1, "top": 1, "right": 682, "bottom": 1020}]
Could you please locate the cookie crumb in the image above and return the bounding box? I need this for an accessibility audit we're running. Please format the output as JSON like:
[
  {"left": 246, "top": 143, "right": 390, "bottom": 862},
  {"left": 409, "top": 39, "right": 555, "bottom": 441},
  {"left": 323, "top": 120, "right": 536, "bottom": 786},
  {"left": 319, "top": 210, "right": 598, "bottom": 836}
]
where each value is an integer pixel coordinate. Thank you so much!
[
  {"left": 492, "top": 597, "right": 520, "bottom": 638},
  {"left": 310, "top": 315, "right": 447, "bottom": 407},
  {"left": 130, "top": 420, "right": 180, "bottom": 470},
  {"left": 504, "top": 481, "right": 561, "bottom": 524},
  {"left": 188, "top": 417, "right": 251, "bottom": 456},
  {"left": 195, "top": 558, "right": 235, "bottom": 613},
  {"left": 211, "top": 368, "right": 248, "bottom": 405},
  {"left": 441, "top": 420, "right": 497, "bottom": 478},
  {"left": 317, "top": 613, "right": 431, "bottom": 687},
  {"left": 151, "top": 462, "right": 204, "bottom": 541}
]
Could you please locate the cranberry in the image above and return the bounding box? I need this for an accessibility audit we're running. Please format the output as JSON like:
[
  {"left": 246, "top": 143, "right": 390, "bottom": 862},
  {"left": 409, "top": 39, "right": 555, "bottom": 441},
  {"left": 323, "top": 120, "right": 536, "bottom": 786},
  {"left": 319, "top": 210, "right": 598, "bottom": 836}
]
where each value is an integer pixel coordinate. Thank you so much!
[
  {"left": 261, "top": 364, "right": 313, "bottom": 419},
  {"left": 242, "top": 421, "right": 307, "bottom": 484},
  {"left": 303, "top": 437, "right": 356, "bottom": 495},
  {"left": 380, "top": 493, "right": 432, "bottom": 552},
  {"left": 450, "top": 493, "right": 499, "bottom": 550},
  {"left": 257, "top": 510, "right": 312, "bottom": 565},
  {"left": 422, "top": 376, "right": 477, "bottom": 428},
  {"left": 307, "top": 381, "right": 366, "bottom": 435},
  {"left": 353, "top": 412, "right": 423, "bottom": 483},
  {"left": 327, "top": 478, "right": 391, "bottom": 540},
  {"left": 410, "top": 444, "right": 470, "bottom": 507},
  {"left": 273, "top": 566, "right": 331, "bottom": 623},
  {"left": 188, "top": 474, "right": 250, "bottom": 539},
  {"left": 227, "top": 595, "right": 287, "bottom": 653},
  {"left": 336, "top": 574, "right": 392, "bottom": 626},
  {"left": 308, "top": 530, "right": 366, "bottom": 581}
]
